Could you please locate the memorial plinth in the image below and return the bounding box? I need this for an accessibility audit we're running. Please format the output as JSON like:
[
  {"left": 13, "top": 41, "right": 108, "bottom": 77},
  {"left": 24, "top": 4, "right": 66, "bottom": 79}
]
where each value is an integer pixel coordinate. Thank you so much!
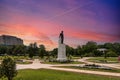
[
  {"left": 57, "top": 43, "right": 67, "bottom": 61},
  {"left": 57, "top": 31, "right": 67, "bottom": 61}
]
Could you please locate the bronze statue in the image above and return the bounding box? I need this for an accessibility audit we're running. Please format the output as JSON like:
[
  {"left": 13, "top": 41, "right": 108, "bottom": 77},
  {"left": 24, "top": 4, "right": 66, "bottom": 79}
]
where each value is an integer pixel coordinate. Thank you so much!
[{"left": 59, "top": 31, "right": 64, "bottom": 44}]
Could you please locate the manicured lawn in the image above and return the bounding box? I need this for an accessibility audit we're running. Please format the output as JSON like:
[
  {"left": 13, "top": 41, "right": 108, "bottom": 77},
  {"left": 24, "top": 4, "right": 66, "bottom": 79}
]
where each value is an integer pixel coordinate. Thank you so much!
[
  {"left": 16, "top": 61, "right": 33, "bottom": 64},
  {"left": 0, "top": 56, "right": 30, "bottom": 60},
  {"left": 0, "top": 56, "right": 5, "bottom": 60},
  {"left": 72, "top": 56, "right": 81, "bottom": 59},
  {"left": 0, "top": 56, "right": 33, "bottom": 64},
  {"left": 56, "top": 66, "right": 120, "bottom": 73},
  {"left": 88, "top": 57, "right": 119, "bottom": 63},
  {"left": 42, "top": 61, "right": 84, "bottom": 64},
  {"left": 2, "top": 69, "right": 119, "bottom": 80},
  {"left": 13, "top": 56, "right": 30, "bottom": 60}
]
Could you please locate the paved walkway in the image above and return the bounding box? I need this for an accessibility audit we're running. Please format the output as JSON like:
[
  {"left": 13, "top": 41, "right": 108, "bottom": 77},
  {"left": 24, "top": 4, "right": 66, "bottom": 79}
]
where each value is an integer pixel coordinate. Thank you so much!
[
  {"left": 17, "top": 59, "right": 52, "bottom": 69},
  {"left": 17, "top": 59, "right": 120, "bottom": 77},
  {"left": 77, "top": 57, "right": 120, "bottom": 69}
]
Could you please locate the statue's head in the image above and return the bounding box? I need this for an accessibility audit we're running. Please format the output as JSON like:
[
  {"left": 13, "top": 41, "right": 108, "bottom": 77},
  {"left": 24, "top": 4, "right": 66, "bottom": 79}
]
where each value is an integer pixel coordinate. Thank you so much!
[{"left": 61, "top": 31, "right": 63, "bottom": 33}]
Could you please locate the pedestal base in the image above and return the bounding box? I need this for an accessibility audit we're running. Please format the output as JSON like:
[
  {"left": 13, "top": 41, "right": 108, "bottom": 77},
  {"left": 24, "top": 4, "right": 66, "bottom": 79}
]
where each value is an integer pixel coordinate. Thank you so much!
[{"left": 57, "top": 43, "right": 67, "bottom": 62}]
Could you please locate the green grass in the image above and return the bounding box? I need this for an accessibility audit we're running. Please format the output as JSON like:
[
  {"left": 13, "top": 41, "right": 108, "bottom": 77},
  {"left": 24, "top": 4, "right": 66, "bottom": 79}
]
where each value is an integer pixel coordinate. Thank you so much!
[
  {"left": 0, "top": 56, "right": 30, "bottom": 60},
  {"left": 42, "top": 61, "right": 84, "bottom": 64},
  {"left": 0, "top": 56, "right": 5, "bottom": 60},
  {"left": 2, "top": 69, "right": 119, "bottom": 80},
  {"left": 88, "top": 57, "right": 119, "bottom": 63},
  {"left": 16, "top": 61, "right": 32, "bottom": 64},
  {"left": 0, "top": 56, "right": 33, "bottom": 64},
  {"left": 72, "top": 56, "right": 81, "bottom": 59},
  {"left": 13, "top": 56, "right": 30, "bottom": 60},
  {"left": 56, "top": 66, "right": 120, "bottom": 73}
]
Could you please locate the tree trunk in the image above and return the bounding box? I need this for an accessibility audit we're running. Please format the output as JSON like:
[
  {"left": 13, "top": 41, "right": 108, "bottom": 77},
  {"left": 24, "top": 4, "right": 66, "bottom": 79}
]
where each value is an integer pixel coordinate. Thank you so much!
[{"left": 8, "top": 77, "right": 12, "bottom": 80}]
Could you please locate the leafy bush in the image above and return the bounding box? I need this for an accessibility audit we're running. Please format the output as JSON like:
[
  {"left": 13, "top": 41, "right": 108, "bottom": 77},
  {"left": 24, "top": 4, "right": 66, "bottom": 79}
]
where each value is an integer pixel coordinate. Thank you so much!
[
  {"left": 0, "top": 65, "right": 3, "bottom": 78},
  {"left": 107, "top": 51, "right": 118, "bottom": 57},
  {"left": 1, "top": 56, "right": 17, "bottom": 80}
]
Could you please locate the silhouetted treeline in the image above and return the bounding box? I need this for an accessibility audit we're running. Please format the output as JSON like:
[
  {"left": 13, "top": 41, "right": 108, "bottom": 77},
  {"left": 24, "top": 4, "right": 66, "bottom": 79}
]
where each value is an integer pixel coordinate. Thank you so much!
[{"left": 0, "top": 41, "right": 120, "bottom": 58}]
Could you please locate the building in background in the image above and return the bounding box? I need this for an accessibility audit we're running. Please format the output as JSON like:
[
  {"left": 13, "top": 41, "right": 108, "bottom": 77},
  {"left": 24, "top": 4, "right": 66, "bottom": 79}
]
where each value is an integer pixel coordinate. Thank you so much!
[{"left": 0, "top": 35, "right": 23, "bottom": 45}]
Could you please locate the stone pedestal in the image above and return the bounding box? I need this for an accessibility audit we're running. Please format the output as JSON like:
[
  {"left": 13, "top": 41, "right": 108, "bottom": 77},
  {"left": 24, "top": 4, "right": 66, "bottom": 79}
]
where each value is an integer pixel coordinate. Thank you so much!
[
  {"left": 57, "top": 43, "right": 67, "bottom": 61},
  {"left": 57, "top": 31, "right": 67, "bottom": 62}
]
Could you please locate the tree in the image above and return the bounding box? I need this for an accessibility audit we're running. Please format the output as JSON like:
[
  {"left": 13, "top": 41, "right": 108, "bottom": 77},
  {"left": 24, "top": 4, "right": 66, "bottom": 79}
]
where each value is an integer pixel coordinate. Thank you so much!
[
  {"left": 93, "top": 50, "right": 103, "bottom": 57},
  {"left": 107, "top": 50, "right": 117, "bottom": 57},
  {"left": 0, "top": 45, "right": 8, "bottom": 55},
  {"left": 83, "top": 41, "right": 97, "bottom": 56},
  {"left": 7, "top": 45, "right": 16, "bottom": 55},
  {"left": 103, "top": 42, "right": 120, "bottom": 57},
  {"left": 66, "top": 45, "right": 74, "bottom": 56},
  {"left": 112, "top": 43, "right": 120, "bottom": 56},
  {"left": 0, "top": 65, "right": 3, "bottom": 79},
  {"left": 51, "top": 48, "right": 58, "bottom": 58},
  {"left": 104, "top": 43, "right": 113, "bottom": 49},
  {"left": 13, "top": 45, "right": 26, "bottom": 56},
  {"left": 27, "top": 43, "right": 39, "bottom": 58},
  {"left": 76, "top": 45, "right": 83, "bottom": 58},
  {"left": 39, "top": 45, "right": 46, "bottom": 58},
  {"left": 27, "top": 46, "right": 34, "bottom": 58},
  {"left": 1, "top": 56, "right": 17, "bottom": 80}
]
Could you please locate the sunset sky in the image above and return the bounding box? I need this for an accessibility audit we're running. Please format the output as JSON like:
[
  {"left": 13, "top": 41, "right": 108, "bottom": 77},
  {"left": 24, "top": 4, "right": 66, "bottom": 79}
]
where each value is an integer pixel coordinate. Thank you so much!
[{"left": 0, "top": 0, "right": 120, "bottom": 50}]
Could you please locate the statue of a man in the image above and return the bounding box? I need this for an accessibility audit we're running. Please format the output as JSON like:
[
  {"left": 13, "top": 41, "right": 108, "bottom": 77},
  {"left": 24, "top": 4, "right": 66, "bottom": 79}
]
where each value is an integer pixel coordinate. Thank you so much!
[{"left": 59, "top": 31, "right": 64, "bottom": 44}]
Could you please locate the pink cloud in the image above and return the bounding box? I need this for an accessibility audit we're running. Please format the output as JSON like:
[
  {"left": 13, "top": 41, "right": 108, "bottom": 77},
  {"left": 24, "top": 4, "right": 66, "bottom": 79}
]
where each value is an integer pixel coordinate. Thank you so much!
[
  {"left": 0, "top": 23, "right": 57, "bottom": 50},
  {"left": 0, "top": 0, "right": 119, "bottom": 50}
]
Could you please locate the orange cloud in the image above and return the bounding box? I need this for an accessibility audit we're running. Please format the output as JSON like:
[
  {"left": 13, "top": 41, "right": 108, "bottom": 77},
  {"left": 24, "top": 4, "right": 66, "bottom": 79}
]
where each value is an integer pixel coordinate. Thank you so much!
[
  {"left": 66, "top": 29, "right": 120, "bottom": 42},
  {"left": 0, "top": 23, "right": 57, "bottom": 50},
  {"left": 0, "top": 2, "right": 119, "bottom": 50}
]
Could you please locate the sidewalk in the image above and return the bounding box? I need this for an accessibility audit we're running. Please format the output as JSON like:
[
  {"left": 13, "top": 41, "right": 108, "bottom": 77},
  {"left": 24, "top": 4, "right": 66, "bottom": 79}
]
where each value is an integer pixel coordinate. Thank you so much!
[
  {"left": 77, "top": 57, "right": 120, "bottom": 69},
  {"left": 17, "top": 59, "right": 120, "bottom": 77}
]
